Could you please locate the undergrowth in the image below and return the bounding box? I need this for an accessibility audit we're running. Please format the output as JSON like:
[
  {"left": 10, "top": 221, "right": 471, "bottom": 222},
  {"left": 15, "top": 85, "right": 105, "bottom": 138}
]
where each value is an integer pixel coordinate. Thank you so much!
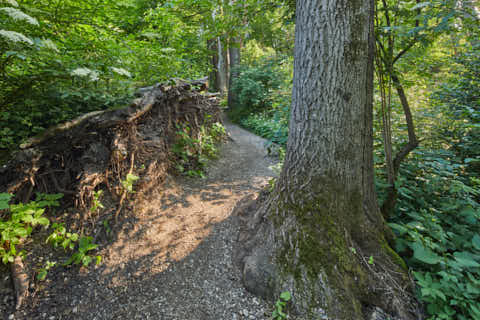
[
  {"left": 1, "top": 192, "right": 101, "bottom": 280},
  {"left": 385, "top": 149, "right": 480, "bottom": 320},
  {"left": 231, "top": 50, "right": 480, "bottom": 319},
  {"left": 172, "top": 120, "right": 226, "bottom": 178}
]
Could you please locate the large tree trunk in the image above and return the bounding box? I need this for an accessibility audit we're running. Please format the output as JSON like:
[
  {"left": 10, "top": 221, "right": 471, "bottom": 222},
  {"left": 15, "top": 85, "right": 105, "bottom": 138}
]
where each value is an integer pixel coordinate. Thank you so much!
[
  {"left": 208, "top": 38, "right": 219, "bottom": 92},
  {"left": 216, "top": 36, "right": 229, "bottom": 95},
  {"left": 208, "top": 36, "right": 229, "bottom": 94},
  {"left": 234, "top": 0, "right": 418, "bottom": 319},
  {"left": 227, "top": 37, "right": 241, "bottom": 109}
]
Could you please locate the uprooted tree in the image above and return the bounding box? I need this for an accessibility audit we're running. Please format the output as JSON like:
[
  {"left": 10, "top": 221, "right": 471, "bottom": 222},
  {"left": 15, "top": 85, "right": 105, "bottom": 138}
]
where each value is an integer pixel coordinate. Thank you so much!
[
  {"left": 0, "top": 79, "right": 221, "bottom": 309},
  {"left": 234, "top": 0, "right": 419, "bottom": 319}
]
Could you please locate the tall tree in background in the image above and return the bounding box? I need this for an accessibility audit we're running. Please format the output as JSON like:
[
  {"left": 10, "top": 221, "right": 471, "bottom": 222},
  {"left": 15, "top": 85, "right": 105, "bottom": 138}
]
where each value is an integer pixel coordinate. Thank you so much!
[
  {"left": 227, "top": 36, "right": 241, "bottom": 107},
  {"left": 236, "top": 0, "right": 418, "bottom": 318}
]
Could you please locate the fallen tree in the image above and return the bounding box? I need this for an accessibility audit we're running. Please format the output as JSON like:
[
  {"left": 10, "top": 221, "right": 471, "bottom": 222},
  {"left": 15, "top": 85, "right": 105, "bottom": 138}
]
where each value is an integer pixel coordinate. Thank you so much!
[{"left": 0, "top": 78, "right": 221, "bottom": 310}]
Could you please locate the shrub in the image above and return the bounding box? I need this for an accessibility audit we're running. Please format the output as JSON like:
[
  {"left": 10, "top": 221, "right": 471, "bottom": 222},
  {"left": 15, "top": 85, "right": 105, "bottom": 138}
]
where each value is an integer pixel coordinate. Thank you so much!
[
  {"left": 0, "top": 193, "right": 62, "bottom": 264},
  {"left": 229, "top": 55, "right": 292, "bottom": 122},
  {"left": 172, "top": 121, "right": 226, "bottom": 178},
  {"left": 387, "top": 148, "right": 480, "bottom": 320}
]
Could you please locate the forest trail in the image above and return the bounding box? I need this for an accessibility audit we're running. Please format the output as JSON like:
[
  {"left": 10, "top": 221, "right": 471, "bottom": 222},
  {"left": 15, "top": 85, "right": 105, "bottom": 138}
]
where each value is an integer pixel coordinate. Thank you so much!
[{"left": 16, "top": 119, "right": 277, "bottom": 320}]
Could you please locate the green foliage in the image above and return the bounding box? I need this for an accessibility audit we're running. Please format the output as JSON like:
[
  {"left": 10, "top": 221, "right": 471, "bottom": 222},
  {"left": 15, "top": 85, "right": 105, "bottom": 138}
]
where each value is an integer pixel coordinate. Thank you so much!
[
  {"left": 46, "top": 223, "right": 79, "bottom": 251},
  {"left": 36, "top": 260, "right": 56, "bottom": 281},
  {"left": 90, "top": 190, "right": 105, "bottom": 213},
  {"left": 172, "top": 121, "right": 226, "bottom": 178},
  {"left": 387, "top": 148, "right": 480, "bottom": 320},
  {"left": 240, "top": 112, "right": 289, "bottom": 146},
  {"left": 229, "top": 55, "right": 292, "bottom": 123},
  {"left": 63, "top": 236, "right": 101, "bottom": 267},
  {"left": 431, "top": 47, "right": 480, "bottom": 177},
  {"left": 272, "top": 291, "right": 291, "bottom": 319},
  {"left": 121, "top": 174, "right": 139, "bottom": 194},
  {"left": 0, "top": 192, "right": 62, "bottom": 264},
  {"left": 368, "top": 256, "right": 375, "bottom": 265},
  {"left": 229, "top": 55, "right": 291, "bottom": 147},
  {"left": 0, "top": 0, "right": 210, "bottom": 150}
]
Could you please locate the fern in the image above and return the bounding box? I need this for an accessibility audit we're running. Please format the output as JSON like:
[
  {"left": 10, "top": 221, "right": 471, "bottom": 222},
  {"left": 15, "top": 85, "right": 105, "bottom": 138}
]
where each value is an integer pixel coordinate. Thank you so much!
[
  {"left": 0, "top": 7, "right": 38, "bottom": 25},
  {"left": 0, "top": 29, "right": 33, "bottom": 45}
]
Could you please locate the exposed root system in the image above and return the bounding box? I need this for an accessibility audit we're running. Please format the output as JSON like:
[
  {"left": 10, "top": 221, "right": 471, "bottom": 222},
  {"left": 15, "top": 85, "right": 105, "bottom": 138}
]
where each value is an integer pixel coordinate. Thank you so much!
[
  {"left": 1, "top": 79, "right": 220, "bottom": 210},
  {"left": 0, "top": 78, "right": 221, "bottom": 308}
]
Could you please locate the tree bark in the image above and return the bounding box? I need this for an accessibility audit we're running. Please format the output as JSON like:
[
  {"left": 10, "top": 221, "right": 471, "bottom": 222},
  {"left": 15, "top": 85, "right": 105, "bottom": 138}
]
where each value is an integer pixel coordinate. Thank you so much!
[{"left": 235, "top": 0, "right": 418, "bottom": 318}]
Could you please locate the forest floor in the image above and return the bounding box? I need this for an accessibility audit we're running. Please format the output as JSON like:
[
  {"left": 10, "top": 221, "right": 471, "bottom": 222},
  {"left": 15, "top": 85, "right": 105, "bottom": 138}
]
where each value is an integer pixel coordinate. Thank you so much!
[{"left": 2, "top": 118, "right": 278, "bottom": 320}]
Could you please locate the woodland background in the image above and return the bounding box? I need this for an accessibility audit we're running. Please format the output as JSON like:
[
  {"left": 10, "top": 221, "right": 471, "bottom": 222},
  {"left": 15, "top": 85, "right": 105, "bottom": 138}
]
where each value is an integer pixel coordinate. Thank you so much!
[{"left": 1, "top": 0, "right": 479, "bottom": 319}]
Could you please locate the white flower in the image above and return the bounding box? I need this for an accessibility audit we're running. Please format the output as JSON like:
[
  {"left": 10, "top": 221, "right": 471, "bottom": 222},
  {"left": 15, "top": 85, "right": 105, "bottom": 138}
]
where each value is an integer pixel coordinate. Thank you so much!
[
  {"left": 2, "top": 0, "right": 19, "bottom": 7},
  {"left": 141, "top": 32, "right": 161, "bottom": 39},
  {"left": 71, "top": 67, "right": 92, "bottom": 77},
  {"left": 71, "top": 67, "right": 100, "bottom": 81},
  {"left": 0, "top": 7, "right": 38, "bottom": 25},
  {"left": 0, "top": 29, "right": 33, "bottom": 44},
  {"left": 40, "top": 38, "right": 58, "bottom": 51},
  {"left": 111, "top": 67, "right": 131, "bottom": 77},
  {"left": 160, "top": 47, "right": 176, "bottom": 53}
]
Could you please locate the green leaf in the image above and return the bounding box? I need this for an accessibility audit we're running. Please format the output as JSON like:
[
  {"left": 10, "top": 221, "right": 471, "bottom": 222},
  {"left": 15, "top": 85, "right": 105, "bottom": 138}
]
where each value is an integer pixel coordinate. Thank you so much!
[
  {"left": 37, "top": 269, "right": 47, "bottom": 281},
  {"left": 411, "top": 1, "right": 431, "bottom": 10},
  {"left": 472, "top": 234, "right": 480, "bottom": 251},
  {"left": 126, "top": 173, "right": 139, "bottom": 182},
  {"left": 0, "top": 193, "right": 12, "bottom": 210},
  {"left": 280, "top": 291, "right": 291, "bottom": 301},
  {"left": 82, "top": 255, "right": 92, "bottom": 267},
  {"left": 20, "top": 214, "right": 33, "bottom": 223},
  {"left": 35, "top": 217, "right": 50, "bottom": 226},
  {"left": 388, "top": 223, "right": 408, "bottom": 235},
  {"left": 412, "top": 242, "right": 442, "bottom": 264},
  {"left": 78, "top": 236, "right": 91, "bottom": 249},
  {"left": 13, "top": 227, "right": 28, "bottom": 237},
  {"left": 85, "top": 244, "right": 98, "bottom": 251},
  {"left": 61, "top": 239, "right": 71, "bottom": 250},
  {"left": 453, "top": 251, "right": 480, "bottom": 268}
]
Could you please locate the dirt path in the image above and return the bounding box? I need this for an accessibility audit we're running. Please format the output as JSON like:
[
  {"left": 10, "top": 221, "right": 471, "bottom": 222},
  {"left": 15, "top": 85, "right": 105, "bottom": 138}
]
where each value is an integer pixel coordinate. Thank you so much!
[{"left": 13, "top": 120, "right": 277, "bottom": 320}]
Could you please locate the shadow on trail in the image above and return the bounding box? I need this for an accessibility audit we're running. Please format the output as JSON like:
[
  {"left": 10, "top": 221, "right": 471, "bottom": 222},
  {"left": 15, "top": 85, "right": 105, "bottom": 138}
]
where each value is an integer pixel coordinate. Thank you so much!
[{"left": 18, "top": 128, "right": 275, "bottom": 320}]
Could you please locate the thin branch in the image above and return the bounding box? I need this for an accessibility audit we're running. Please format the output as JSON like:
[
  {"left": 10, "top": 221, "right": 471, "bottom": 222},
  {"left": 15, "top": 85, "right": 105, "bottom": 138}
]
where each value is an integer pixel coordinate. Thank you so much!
[
  {"left": 393, "top": 39, "right": 417, "bottom": 64},
  {"left": 391, "top": 73, "right": 419, "bottom": 176}
]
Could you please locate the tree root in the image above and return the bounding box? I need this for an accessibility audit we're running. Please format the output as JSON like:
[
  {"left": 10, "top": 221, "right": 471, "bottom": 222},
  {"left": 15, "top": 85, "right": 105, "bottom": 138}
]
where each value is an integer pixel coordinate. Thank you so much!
[
  {"left": 115, "top": 153, "right": 135, "bottom": 222},
  {"left": 11, "top": 256, "right": 28, "bottom": 310}
]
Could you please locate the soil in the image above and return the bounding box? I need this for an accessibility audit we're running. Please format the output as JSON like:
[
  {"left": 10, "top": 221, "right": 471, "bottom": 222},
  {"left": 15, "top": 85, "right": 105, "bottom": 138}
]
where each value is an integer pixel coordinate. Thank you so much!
[{"left": 1, "top": 118, "right": 279, "bottom": 320}]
